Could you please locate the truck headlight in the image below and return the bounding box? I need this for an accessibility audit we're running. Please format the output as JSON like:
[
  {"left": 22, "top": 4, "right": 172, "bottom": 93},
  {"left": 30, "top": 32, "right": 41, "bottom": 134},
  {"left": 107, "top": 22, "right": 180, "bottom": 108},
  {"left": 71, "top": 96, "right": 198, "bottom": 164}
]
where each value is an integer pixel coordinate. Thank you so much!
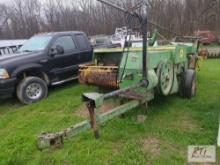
[{"left": 0, "top": 69, "right": 9, "bottom": 79}]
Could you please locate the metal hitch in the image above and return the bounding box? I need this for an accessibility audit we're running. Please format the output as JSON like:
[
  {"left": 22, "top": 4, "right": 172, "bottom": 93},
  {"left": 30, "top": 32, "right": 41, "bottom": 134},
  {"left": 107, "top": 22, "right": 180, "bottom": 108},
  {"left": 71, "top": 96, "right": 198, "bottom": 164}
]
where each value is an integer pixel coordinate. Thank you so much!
[
  {"left": 37, "top": 133, "right": 64, "bottom": 150},
  {"left": 37, "top": 82, "right": 152, "bottom": 150}
]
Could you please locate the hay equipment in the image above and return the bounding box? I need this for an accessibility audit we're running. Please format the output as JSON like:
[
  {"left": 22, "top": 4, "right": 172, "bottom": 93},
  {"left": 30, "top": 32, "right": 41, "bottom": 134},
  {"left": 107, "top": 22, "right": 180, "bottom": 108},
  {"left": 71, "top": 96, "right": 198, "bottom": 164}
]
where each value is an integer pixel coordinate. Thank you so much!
[{"left": 37, "top": 0, "right": 199, "bottom": 150}]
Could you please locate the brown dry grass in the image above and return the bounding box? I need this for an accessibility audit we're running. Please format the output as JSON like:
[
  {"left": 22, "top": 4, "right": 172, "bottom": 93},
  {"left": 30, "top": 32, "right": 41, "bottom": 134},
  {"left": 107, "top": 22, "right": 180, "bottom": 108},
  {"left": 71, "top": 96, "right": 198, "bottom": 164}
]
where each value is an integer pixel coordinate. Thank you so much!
[
  {"left": 141, "top": 137, "right": 161, "bottom": 157},
  {"left": 74, "top": 100, "right": 119, "bottom": 118}
]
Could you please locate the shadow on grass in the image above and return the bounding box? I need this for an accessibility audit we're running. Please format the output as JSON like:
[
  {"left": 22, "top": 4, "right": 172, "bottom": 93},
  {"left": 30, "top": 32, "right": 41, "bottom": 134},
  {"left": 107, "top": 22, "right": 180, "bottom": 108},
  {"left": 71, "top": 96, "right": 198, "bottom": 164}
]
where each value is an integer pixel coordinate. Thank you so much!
[
  {"left": 0, "top": 97, "right": 20, "bottom": 107},
  {"left": 0, "top": 79, "right": 79, "bottom": 108},
  {"left": 48, "top": 79, "right": 79, "bottom": 94}
]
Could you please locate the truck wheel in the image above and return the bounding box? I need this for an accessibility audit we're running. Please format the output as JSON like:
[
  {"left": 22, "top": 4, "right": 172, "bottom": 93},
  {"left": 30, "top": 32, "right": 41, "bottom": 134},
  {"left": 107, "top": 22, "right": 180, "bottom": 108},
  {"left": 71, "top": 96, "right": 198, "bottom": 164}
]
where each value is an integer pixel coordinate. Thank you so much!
[
  {"left": 180, "top": 69, "right": 196, "bottom": 99},
  {"left": 17, "top": 77, "right": 48, "bottom": 104}
]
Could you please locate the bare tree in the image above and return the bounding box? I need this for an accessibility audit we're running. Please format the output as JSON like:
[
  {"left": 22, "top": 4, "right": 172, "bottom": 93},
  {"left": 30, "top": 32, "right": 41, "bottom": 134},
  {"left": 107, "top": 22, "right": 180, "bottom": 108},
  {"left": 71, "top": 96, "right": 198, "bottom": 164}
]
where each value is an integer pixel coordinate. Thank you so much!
[{"left": 0, "top": 0, "right": 220, "bottom": 39}]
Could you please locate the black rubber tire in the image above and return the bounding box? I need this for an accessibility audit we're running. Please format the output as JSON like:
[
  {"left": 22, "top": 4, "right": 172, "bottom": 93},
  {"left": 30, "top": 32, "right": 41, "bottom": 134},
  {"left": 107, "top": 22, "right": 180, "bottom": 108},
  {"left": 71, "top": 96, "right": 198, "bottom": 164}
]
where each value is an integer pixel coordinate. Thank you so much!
[
  {"left": 180, "top": 69, "right": 196, "bottom": 99},
  {"left": 16, "top": 77, "right": 48, "bottom": 104}
]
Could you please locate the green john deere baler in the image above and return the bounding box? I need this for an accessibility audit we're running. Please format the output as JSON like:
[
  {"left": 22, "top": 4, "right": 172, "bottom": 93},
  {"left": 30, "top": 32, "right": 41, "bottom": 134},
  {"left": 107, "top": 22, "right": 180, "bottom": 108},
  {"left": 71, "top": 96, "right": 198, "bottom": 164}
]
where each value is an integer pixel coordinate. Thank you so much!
[
  {"left": 37, "top": 0, "right": 199, "bottom": 150},
  {"left": 79, "top": 44, "right": 198, "bottom": 95}
]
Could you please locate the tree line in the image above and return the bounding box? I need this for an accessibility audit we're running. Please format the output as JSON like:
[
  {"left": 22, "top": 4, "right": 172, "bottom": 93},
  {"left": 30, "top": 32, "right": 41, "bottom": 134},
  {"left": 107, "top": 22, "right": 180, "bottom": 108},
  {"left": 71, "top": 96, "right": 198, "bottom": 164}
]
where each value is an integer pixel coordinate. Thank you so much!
[{"left": 0, "top": 0, "right": 219, "bottom": 39}]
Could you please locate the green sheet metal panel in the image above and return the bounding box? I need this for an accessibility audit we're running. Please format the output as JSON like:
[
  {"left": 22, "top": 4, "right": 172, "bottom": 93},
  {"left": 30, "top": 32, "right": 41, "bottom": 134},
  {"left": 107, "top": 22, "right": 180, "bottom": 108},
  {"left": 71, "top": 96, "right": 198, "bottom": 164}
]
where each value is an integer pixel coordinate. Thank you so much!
[
  {"left": 94, "top": 45, "right": 176, "bottom": 53},
  {"left": 118, "top": 50, "right": 173, "bottom": 75},
  {"left": 118, "top": 50, "right": 173, "bottom": 88},
  {"left": 173, "top": 45, "right": 194, "bottom": 64}
]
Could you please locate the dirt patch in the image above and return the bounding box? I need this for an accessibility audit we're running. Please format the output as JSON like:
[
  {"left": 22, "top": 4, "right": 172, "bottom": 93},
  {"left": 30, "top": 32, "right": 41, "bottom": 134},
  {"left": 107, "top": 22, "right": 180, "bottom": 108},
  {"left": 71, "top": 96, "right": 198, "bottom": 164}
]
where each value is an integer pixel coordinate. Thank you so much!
[
  {"left": 100, "top": 101, "right": 119, "bottom": 113},
  {"left": 169, "top": 111, "right": 199, "bottom": 132},
  {"left": 141, "top": 137, "right": 161, "bottom": 156},
  {"left": 137, "top": 115, "right": 147, "bottom": 124},
  {"left": 74, "top": 101, "right": 119, "bottom": 118},
  {"left": 112, "top": 140, "right": 124, "bottom": 154},
  {"left": 180, "top": 119, "right": 198, "bottom": 132},
  {"left": 141, "top": 136, "right": 185, "bottom": 157},
  {"left": 74, "top": 104, "right": 88, "bottom": 118}
]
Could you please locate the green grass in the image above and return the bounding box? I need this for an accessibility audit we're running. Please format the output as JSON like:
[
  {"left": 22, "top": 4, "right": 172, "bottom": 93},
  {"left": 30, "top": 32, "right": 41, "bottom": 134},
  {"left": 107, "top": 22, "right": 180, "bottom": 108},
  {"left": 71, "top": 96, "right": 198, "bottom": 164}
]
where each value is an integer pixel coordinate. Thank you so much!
[{"left": 0, "top": 60, "right": 220, "bottom": 165}]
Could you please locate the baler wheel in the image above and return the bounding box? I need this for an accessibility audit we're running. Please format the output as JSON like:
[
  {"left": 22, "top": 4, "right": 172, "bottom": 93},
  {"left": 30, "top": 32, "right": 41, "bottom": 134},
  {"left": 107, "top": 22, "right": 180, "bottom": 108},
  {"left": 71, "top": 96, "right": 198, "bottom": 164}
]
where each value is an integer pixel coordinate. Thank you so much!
[
  {"left": 157, "top": 60, "right": 174, "bottom": 96},
  {"left": 180, "top": 69, "right": 196, "bottom": 99}
]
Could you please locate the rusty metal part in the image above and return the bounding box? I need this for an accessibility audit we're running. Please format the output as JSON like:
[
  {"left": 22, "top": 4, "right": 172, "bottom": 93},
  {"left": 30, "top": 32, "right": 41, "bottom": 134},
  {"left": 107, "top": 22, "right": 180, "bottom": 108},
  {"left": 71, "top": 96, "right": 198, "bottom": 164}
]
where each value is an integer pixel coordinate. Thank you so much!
[
  {"left": 199, "top": 48, "right": 220, "bottom": 59},
  {"left": 79, "top": 65, "right": 119, "bottom": 89},
  {"left": 37, "top": 120, "right": 92, "bottom": 150},
  {"left": 103, "top": 81, "right": 147, "bottom": 99},
  {"left": 118, "top": 90, "right": 148, "bottom": 100},
  {"left": 206, "top": 48, "right": 220, "bottom": 58},
  {"left": 188, "top": 54, "right": 198, "bottom": 69},
  {"left": 198, "top": 48, "right": 208, "bottom": 59},
  {"left": 37, "top": 132, "right": 64, "bottom": 150},
  {"left": 87, "top": 102, "right": 100, "bottom": 138}
]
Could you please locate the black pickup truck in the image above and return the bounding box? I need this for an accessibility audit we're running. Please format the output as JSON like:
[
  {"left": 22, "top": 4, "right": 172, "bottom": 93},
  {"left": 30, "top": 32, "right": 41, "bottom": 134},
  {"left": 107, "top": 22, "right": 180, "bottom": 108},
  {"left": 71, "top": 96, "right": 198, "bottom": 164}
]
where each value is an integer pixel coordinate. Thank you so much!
[{"left": 0, "top": 31, "right": 93, "bottom": 104}]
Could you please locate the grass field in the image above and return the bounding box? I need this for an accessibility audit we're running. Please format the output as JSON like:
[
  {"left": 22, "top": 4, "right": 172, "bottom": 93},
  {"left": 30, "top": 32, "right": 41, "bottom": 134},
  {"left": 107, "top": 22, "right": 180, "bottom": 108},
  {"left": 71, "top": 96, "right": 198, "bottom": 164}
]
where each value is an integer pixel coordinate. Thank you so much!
[{"left": 0, "top": 60, "right": 220, "bottom": 165}]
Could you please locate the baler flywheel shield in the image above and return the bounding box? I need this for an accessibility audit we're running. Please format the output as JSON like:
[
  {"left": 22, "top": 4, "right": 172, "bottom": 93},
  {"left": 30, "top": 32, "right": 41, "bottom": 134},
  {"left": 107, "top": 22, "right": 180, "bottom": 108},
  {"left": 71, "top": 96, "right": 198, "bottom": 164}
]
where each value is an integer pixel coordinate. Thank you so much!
[
  {"left": 157, "top": 60, "right": 174, "bottom": 96},
  {"left": 79, "top": 65, "right": 119, "bottom": 89}
]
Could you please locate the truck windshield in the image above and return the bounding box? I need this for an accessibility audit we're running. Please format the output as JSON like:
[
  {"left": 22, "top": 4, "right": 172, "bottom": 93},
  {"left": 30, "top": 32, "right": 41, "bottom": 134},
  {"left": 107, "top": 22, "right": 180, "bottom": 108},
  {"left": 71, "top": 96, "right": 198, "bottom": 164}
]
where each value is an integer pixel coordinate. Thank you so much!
[{"left": 19, "top": 36, "right": 52, "bottom": 52}]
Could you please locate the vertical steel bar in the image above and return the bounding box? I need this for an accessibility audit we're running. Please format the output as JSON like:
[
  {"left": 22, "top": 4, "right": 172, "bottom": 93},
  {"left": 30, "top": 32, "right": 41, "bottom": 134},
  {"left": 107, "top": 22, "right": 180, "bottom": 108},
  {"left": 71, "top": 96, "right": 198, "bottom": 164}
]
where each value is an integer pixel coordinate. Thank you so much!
[{"left": 142, "top": 16, "right": 148, "bottom": 80}]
